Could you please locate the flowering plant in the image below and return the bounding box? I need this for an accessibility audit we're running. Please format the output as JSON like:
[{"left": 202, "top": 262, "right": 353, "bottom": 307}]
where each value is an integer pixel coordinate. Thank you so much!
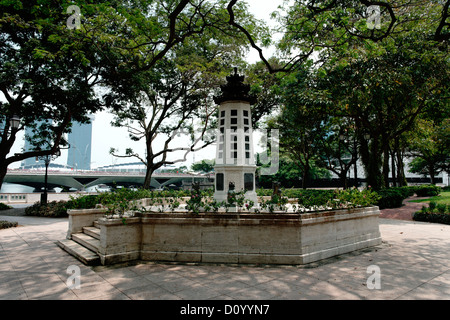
[{"left": 186, "top": 183, "right": 204, "bottom": 214}]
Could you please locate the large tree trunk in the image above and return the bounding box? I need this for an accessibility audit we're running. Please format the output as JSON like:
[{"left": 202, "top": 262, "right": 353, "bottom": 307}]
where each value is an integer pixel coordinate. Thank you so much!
[
  {"left": 301, "top": 162, "right": 310, "bottom": 190},
  {"left": 382, "top": 138, "right": 390, "bottom": 189},
  {"left": 359, "top": 134, "right": 384, "bottom": 190},
  {"left": 339, "top": 171, "right": 348, "bottom": 189},
  {"left": 143, "top": 166, "right": 154, "bottom": 189},
  {"left": 395, "top": 138, "right": 407, "bottom": 187},
  {"left": 0, "top": 164, "right": 7, "bottom": 191},
  {"left": 429, "top": 166, "right": 436, "bottom": 185},
  {"left": 391, "top": 148, "right": 397, "bottom": 187}
]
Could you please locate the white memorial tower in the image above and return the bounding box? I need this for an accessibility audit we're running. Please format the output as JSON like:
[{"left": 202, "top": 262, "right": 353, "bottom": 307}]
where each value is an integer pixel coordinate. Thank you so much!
[{"left": 213, "top": 68, "right": 258, "bottom": 204}]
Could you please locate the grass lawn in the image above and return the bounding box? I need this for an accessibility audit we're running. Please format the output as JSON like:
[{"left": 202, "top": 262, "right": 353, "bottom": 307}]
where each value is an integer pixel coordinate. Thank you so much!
[{"left": 409, "top": 191, "right": 450, "bottom": 205}]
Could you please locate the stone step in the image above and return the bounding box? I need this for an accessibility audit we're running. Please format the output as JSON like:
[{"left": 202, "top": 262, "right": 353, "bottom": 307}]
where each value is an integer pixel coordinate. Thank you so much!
[
  {"left": 72, "top": 232, "right": 100, "bottom": 254},
  {"left": 93, "top": 220, "right": 100, "bottom": 229},
  {"left": 56, "top": 239, "right": 100, "bottom": 266},
  {"left": 83, "top": 226, "right": 100, "bottom": 240}
]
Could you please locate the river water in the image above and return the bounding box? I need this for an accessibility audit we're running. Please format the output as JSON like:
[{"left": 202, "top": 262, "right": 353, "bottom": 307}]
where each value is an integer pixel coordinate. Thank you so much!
[{"left": 0, "top": 182, "right": 102, "bottom": 193}]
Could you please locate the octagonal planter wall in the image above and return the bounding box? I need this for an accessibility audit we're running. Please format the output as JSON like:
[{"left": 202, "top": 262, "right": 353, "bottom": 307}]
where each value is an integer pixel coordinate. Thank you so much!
[{"left": 90, "top": 206, "right": 382, "bottom": 265}]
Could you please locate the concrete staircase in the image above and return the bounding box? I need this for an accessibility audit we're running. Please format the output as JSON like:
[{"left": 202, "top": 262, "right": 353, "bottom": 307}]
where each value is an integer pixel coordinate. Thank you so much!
[{"left": 57, "top": 222, "right": 101, "bottom": 266}]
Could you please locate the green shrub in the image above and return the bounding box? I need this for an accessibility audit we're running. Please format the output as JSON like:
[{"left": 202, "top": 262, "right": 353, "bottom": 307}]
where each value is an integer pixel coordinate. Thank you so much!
[
  {"left": 396, "top": 186, "right": 416, "bottom": 198},
  {"left": 413, "top": 211, "right": 450, "bottom": 225},
  {"left": 66, "top": 194, "right": 99, "bottom": 209},
  {"left": 414, "top": 185, "right": 442, "bottom": 197},
  {"left": 25, "top": 201, "right": 69, "bottom": 218},
  {"left": 413, "top": 201, "right": 450, "bottom": 225},
  {"left": 375, "top": 188, "right": 407, "bottom": 209},
  {"left": 429, "top": 201, "right": 437, "bottom": 211},
  {"left": 0, "top": 203, "right": 13, "bottom": 211},
  {"left": 296, "top": 190, "right": 336, "bottom": 209},
  {"left": 294, "top": 188, "right": 380, "bottom": 211},
  {"left": 436, "top": 203, "right": 448, "bottom": 214},
  {"left": 0, "top": 220, "right": 18, "bottom": 229}
]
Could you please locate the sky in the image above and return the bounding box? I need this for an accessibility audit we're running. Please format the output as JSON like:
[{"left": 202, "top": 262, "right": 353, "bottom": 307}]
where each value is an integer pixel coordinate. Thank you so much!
[{"left": 6, "top": 0, "right": 284, "bottom": 170}]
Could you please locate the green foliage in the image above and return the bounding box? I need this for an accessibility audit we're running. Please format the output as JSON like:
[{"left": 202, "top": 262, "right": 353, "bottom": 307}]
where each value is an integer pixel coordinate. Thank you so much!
[
  {"left": 0, "top": 203, "right": 13, "bottom": 210},
  {"left": 413, "top": 201, "right": 450, "bottom": 225},
  {"left": 25, "top": 201, "right": 69, "bottom": 218},
  {"left": 375, "top": 188, "right": 408, "bottom": 209},
  {"left": 437, "top": 204, "right": 448, "bottom": 214},
  {"left": 293, "top": 188, "right": 380, "bottom": 212},
  {"left": 66, "top": 195, "right": 99, "bottom": 210},
  {"left": 258, "top": 194, "right": 289, "bottom": 213},
  {"left": 185, "top": 184, "right": 204, "bottom": 214},
  {"left": 0, "top": 220, "right": 18, "bottom": 230},
  {"left": 413, "top": 185, "right": 442, "bottom": 197},
  {"left": 257, "top": 187, "right": 380, "bottom": 212},
  {"left": 374, "top": 185, "right": 441, "bottom": 210},
  {"left": 408, "top": 119, "right": 450, "bottom": 183},
  {"left": 335, "top": 188, "right": 381, "bottom": 209},
  {"left": 191, "top": 160, "right": 215, "bottom": 173},
  {"left": 295, "top": 189, "right": 336, "bottom": 210}
]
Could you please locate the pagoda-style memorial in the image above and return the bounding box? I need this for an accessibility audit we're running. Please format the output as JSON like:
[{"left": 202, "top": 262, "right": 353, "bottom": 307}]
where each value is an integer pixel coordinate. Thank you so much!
[
  {"left": 59, "top": 70, "right": 382, "bottom": 267},
  {"left": 213, "top": 68, "right": 258, "bottom": 204}
]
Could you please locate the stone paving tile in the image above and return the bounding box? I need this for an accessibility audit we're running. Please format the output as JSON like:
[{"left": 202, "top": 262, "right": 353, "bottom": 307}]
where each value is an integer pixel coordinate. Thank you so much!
[
  {"left": 201, "top": 275, "right": 256, "bottom": 295},
  {"left": 173, "top": 282, "right": 224, "bottom": 300},
  {"left": 396, "top": 283, "right": 450, "bottom": 300},
  {"left": 19, "top": 274, "right": 71, "bottom": 299},
  {"left": 225, "top": 285, "right": 284, "bottom": 300},
  {"left": 428, "top": 270, "right": 450, "bottom": 288},
  {"left": 96, "top": 266, "right": 141, "bottom": 280},
  {"left": 0, "top": 291, "right": 29, "bottom": 300},
  {"left": 107, "top": 275, "right": 163, "bottom": 292},
  {"left": 71, "top": 281, "right": 119, "bottom": 300},
  {"left": 85, "top": 291, "right": 131, "bottom": 300},
  {"left": 0, "top": 278, "right": 25, "bottom": 299},
  {"left": 2, "top": 213, "right": 450, "bottom": 300},
  {"left": 121, "top": 283, "right": 181, "bottom": 300},
  {"left": 33, "top": 290, "right": 80, "bottom": 300}
]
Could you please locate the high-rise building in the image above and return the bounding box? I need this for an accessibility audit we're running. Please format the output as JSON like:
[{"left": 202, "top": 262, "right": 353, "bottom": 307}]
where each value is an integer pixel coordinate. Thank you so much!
[
  {"left": 21, "top": 120, "right": 51, "bottom": 168},
  {"left": 67, "top": 116, "right": 94, "bottom": 171}
]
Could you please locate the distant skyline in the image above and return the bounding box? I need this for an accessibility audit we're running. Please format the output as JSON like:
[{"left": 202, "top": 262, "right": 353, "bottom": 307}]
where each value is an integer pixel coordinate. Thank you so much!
[{"left": 6, "top": 0, "right": 283, "bottom": 169}]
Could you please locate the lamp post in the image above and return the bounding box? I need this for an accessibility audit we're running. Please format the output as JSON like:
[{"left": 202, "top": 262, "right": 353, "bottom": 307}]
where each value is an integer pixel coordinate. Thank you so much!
[
  {"left": 37, "top": 150, "right": 60, "bottom": 205},
  {"left": 1, "top": 115, "right": 20, "bottom": 135},
  {"left": 9, "top": 115, "right": 20, "bottom": 130}
]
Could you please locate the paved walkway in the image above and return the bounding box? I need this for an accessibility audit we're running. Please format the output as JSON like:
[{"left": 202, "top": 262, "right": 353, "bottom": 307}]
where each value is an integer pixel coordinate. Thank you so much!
[{"left": 1, "top": 205, "right": 450, "bottom": 300}]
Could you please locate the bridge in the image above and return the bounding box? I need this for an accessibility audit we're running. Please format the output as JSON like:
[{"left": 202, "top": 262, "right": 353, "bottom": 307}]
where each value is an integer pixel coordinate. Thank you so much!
[{"left": 4, "top": 169, "right": 213, "bottom": 191}]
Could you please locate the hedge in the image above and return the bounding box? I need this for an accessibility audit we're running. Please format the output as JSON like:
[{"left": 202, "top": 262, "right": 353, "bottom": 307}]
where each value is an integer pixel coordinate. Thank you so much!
[
  {"left": 25, "top": 201, "right": 69, "bottom": 218},
  {"left": 0, "top": 220, "right": 18, "bottom": 229},
  {"left": 0, "top": 203, "right": 12, "bottom": 211},
  {"left": 412, "top": 185, "right": 442, "bottom": 197},
  {"left": 413, "top": 211, "right": 450, "bottom": 225},
  {"left": 375, "top": 188, "right": 408, "bottom": 209},
  {"left": 412, "top": 201, "right": 450, "bottom": 225}
]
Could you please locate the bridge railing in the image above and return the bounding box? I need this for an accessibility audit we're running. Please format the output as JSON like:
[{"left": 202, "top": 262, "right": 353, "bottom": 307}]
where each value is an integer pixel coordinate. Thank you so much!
[{"left": 0, "top": 194, "right": 28, "bottom": 204}]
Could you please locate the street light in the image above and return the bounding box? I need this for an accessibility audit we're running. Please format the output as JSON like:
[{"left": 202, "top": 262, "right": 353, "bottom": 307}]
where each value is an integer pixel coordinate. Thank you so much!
[
  {"left": 1, "top": 115, "right": 20, "bottom": 135},
  {"left": 9, "top": 115, "right": 20, "bottom": 130},
  {"left": 37, "top": 149, "right": 61, "bottom": 205}
]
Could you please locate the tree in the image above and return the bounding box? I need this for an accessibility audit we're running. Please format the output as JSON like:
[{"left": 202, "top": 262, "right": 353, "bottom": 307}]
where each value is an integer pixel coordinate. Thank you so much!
[
  {"left": 0, "top": 0, "right": 270, "bottom": 188},
  {"left": 241, "top": 0, "right": 449, "bottom": 73},
  {"left": 315, "top": 119, "right": 359, "bottom": 189},
  {"left": 267, "top": 67, "right": 332, "bottom": 189},
  {"left": 109, "top": 55, "right": 217, "bottom": 189},
  {"left": 191, "top": 159, "right": 215, "bottom": 173},
  {"left": 108, "top": 2, "right": 262, "bottom": 189},
  {"left": 245, "top": 58, "right": 284, "bottom": 128},
  {"left": 408, "top": 119, "right": 450, "bottom": 184},
  {"left": 0, "top": 0, "right": 113, "bottom": 189},
  {"left": 257, "top": 154, "right": 330, "bottom": 188},
  {"left": 319, "top": 46, "right": 448, "bottom": 190}
]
